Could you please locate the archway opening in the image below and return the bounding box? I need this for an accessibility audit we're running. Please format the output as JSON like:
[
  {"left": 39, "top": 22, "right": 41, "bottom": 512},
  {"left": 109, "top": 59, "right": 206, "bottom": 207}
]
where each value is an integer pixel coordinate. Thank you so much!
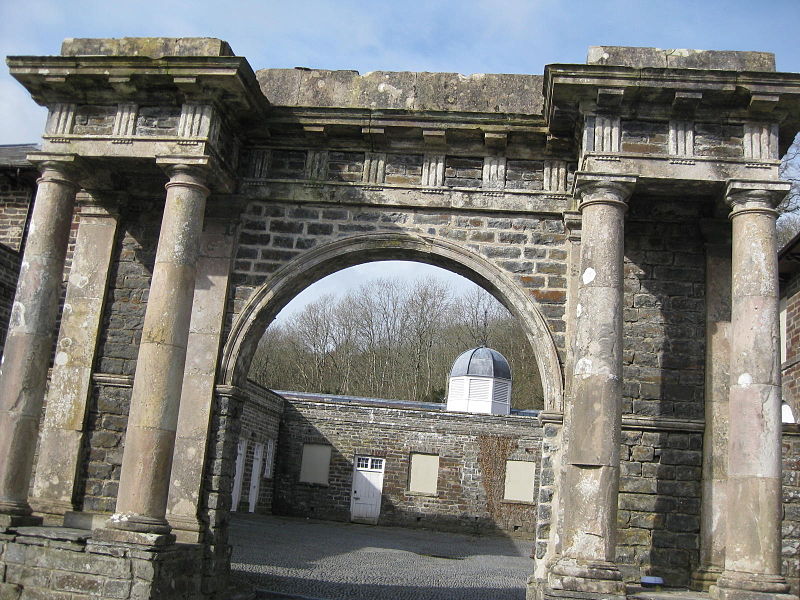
[
  {"left": 220, "top": 233, "right": 563, "bottom": 599},
  {"left": 248, "top": 260, "right": 544, "bottom": 409}
]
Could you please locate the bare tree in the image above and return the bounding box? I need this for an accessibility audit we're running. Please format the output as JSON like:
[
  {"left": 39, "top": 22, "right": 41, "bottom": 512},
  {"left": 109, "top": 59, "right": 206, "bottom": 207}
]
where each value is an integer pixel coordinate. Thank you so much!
[
  {"left": 248, "top": 275, "right": 545, "bottom": 409},
  {"left": 778, "top": 132, "right": 800, "bottom": 247}
]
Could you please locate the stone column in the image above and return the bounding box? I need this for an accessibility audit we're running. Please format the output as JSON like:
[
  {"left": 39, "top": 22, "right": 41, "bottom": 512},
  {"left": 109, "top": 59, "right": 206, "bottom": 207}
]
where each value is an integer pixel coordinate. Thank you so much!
[
  {"left": 30, "top": 193, "right": 120, "bottom": 522},
  {"left": 105, "top": 161, "right": 209, "bottom": 536},
  {"left": 167, "top": 215, "right": 236, "bottom": 542},
  {"left": 714, "top": 179, "right": 796, "bottom": 600},
  {"left": 0, "top": 157, "right": 80, "bottom": 525},
  {"left": 692, "top": 222, "right": 732, "bottom": 590},
  {"left": 548, "top": 174, "right": 635, "bottom": 598}
]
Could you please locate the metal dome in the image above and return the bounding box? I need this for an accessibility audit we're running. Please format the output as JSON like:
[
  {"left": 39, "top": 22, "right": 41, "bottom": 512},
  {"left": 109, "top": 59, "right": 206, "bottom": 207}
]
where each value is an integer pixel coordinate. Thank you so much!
[{"left": 449, "top": 346, "right": 511, "bottom": 380}]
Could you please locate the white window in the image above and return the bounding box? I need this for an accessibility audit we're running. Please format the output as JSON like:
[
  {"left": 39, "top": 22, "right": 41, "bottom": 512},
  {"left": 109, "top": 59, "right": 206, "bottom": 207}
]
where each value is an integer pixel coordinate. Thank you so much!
[
  {"left": 503, "top": 460, "right": 536, "bottom": 503},
  {"left": 409, "top": 453, "right": 439, "bottom": 495},
  {"left": 263, "top": 438, "right": 276, "bottom": 479},
  {"left": 300, "top": 443, "right": 332, "bottom": 485}
]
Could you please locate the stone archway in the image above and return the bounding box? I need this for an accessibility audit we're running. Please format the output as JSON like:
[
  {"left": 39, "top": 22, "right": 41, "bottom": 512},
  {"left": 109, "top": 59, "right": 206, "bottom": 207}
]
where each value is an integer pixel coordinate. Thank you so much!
[{"left": 220, "top": 231, "right": 564, "bottom": 410}]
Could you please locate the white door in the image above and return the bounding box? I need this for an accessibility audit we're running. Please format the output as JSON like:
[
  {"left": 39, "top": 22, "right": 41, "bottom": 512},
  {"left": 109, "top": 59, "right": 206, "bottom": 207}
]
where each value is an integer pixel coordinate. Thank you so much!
[
  {"left": 350, "top": 456, "right": 385, "bottom": 524},
  {"left": 248, "top": 442, "right": 264, "bottom": 513},
  {"left": 232, "top": 439, "right": 247, "bottom": 512}
]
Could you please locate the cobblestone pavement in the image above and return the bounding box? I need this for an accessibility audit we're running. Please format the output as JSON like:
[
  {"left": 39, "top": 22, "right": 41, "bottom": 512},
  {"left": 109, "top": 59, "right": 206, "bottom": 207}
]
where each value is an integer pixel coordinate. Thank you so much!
[{"left": 230, "top": 514, "right": 535, "bottom": 600}]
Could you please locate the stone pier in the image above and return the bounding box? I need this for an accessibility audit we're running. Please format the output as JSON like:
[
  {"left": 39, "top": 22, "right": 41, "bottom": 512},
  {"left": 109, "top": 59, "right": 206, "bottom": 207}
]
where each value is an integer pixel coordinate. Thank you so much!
[
  {"left": 692, "top": 221, "right": 732, "bottom": 590},
  {"left": 0, "top": 156, "right": 80, "bottom": 524},
  {"left": 30, "top": 193, "right": 120, "bottom": 522}
]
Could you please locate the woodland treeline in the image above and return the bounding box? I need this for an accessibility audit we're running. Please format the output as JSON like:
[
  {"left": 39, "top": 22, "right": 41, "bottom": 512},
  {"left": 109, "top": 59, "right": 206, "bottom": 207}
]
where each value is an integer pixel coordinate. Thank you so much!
[{"left": 248, "top": 277, "right": 544, "bottom": 409}]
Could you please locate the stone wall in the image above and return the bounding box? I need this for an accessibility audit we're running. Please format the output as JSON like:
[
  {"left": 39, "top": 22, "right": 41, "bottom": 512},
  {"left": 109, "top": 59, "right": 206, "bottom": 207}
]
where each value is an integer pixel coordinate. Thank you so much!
[
  {"left": 0, "top": 526, "right": 203, "bottom": 600},
  {"left": 784, "top": 427, "right": 800, "bottom": 595},
  {"left": 272, "top": 395, "right": 543, "bottom": 535},
  {"left": 230, "top": 198, "right": 569, "bottom": 356},
  {"left": 234, "top": 382, "right": 282, "bottom": 513},
  {"left": 622, "top": 195, "right": 708, "bottom": 420},
  {"left": 617, "top": 426, "right": 703, "bottom": 585}
]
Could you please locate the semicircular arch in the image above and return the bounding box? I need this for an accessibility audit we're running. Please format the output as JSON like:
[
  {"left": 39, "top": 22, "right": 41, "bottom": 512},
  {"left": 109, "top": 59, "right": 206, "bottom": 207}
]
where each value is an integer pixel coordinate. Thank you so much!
[{"left": 219, "top": 231, "right": 564, "bottom": 410}]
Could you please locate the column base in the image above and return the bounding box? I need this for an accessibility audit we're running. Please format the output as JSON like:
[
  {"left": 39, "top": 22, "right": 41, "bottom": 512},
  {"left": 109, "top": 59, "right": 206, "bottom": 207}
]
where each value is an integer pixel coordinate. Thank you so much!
[
  {"left": 106, "top": 511, "right": 172, "bottom": 534},
  {"left": 92, "top": 526, "right": 176, "bottom": 549},
  {"left": 63, "top": 510, "right": 110, "bottom": 530},
  {"left": 711, "top": 571, "right": 797, "bottom": 600},
  {"left": 544, "top": 558, "right": 626, "bottom": 598},
  {"left": 166, "top": 512, "right": 204, "bottom": 543},
  {"left": 691, "top": 565, "right": 723, "bottom": 591}
]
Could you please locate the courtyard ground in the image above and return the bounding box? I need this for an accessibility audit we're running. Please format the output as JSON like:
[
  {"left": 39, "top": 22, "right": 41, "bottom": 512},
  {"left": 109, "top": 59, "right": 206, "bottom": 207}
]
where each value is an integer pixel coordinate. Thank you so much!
[{"left": 229, "top": 513, "right": 535, "bottom": 600}]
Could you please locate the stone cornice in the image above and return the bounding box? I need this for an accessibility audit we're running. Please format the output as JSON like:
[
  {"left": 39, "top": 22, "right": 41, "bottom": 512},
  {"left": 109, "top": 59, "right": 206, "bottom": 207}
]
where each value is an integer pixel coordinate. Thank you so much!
[
  {"left": 6, "top": 54, "right": 268, "bottom": 127},
  {"left": 544, "top": 63, "right": 800, "bottom": 155}
]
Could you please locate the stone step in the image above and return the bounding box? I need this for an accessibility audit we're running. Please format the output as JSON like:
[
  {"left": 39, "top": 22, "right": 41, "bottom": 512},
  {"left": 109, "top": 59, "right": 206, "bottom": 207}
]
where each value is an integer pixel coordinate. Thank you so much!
[{"left": 628, "top": 587, "right": 711, "bottom": 600}]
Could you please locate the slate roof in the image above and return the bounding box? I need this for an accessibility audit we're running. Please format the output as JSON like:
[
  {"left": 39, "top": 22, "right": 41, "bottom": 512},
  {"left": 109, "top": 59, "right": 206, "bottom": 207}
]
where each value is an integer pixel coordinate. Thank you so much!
[{"left": 0, "top": 144, "right": 38, "bottom": 169}]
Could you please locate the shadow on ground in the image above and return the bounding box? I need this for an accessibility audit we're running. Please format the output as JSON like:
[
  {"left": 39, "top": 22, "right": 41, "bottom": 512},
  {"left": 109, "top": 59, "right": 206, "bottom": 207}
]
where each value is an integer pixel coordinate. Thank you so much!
[{"left": 230, "top": 513, "right": 533, "bottom": 600}]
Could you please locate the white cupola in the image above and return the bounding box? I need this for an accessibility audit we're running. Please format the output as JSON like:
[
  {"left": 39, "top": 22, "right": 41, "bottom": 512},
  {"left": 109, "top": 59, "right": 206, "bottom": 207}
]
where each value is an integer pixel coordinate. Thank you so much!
[{"left": 446, "top": 346, "right": 512, "bottom": 415}]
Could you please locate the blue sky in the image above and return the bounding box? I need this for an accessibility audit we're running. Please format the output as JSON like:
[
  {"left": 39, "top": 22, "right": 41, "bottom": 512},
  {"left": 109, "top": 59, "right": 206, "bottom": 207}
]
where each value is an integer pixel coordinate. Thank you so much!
[{"left": 2, "top": 0, "right": 799, "bottom": 319}]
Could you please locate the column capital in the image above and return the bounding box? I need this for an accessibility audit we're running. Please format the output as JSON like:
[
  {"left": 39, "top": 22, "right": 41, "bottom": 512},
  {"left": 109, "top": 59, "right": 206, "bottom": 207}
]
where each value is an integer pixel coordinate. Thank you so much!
[
  {"left": 155, "top": 155, "right": 212, "bottom": 194},
  {"left": 26, "top": 152, "right": 83, "bottom": 190},
  {"left": 574, "top": 172, "right": 637, "bottom": 212},
  {"left": 563, "top": 210, "right": 582, "bottom": 242},
  {"left": 725, "top": 179, "right": 790, "bottom": 219}
]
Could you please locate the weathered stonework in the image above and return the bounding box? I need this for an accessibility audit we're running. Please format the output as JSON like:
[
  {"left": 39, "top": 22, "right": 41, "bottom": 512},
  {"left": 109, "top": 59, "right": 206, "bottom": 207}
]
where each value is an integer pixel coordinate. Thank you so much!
[{"left": 1, "top": 38, "right": 800, "bottom": 600}]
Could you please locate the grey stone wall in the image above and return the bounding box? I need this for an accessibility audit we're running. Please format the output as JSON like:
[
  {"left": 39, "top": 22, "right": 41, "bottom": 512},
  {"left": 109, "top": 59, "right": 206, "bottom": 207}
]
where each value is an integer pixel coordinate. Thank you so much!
[
  {"left": 784, "top": 427, "right": 800, "bottom": 595},
  {"left": 230, "top": 199, "right": 569, "bottom": 355},
  {"left": 617, "top": 427, "right": 703, "bottom": 585},
  {"left": 272, "top": 397, "right": 543, "bottom": 535},
  {"left": 622, "top": 195, "right": 707, "bottom": 420},
  {"left": 0, "top": 527, "right": 203, "bottom": 600}
]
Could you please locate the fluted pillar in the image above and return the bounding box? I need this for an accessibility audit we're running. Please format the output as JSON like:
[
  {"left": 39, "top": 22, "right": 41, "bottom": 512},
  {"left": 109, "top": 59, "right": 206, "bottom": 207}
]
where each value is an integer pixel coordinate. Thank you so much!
[
  {"left": 0, "top": 158, "right": 80, "bottom": 525},
  {"left": 548, "top": 174, "right": 635, "bottom": 598},
  {"left": 714, "top": 179, "right": 796, "bottom": 600},
  {"left": 106, "top": 161, "right": 209, "bottom": 536}
]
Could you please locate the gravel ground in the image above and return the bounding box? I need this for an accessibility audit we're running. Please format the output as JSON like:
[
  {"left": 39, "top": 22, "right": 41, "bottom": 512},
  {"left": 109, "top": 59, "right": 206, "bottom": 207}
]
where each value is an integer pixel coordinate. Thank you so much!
[{"left": 230, "top": 513, "right": 535, "bottom": 600}]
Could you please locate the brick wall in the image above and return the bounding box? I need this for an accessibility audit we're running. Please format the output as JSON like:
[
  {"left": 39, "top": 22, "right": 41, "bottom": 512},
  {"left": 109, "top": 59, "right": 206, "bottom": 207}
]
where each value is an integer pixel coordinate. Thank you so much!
[
  {"left": 0, "top": 244, "right": 20, "bottom": 356},
  {"left": 272, "top": 396, "right": 542, "bottom": 535},
  {"left": 783, "top": 272, "right": 800, "bottom": 419},
  {"left": 0, "top": 182, "right": 32, "bottom": 251}
]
